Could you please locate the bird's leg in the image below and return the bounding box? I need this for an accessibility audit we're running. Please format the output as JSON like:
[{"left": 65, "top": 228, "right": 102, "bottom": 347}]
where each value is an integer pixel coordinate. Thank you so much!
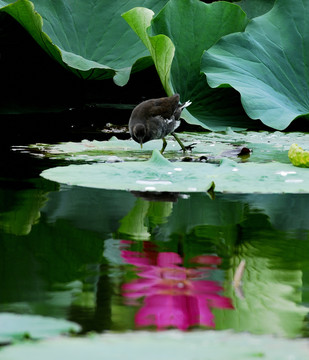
[
  {"left": 160, "top": 138, "right": 167, "bottom": 154},
  {"left": 171, "top": 132, "right": 187, "bottom": 152}
]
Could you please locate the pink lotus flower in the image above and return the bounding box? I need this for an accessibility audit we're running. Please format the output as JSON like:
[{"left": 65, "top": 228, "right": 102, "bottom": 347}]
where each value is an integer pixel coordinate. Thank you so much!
[{"left": 122, "top": 249, "right": 233, "bottom": 330}]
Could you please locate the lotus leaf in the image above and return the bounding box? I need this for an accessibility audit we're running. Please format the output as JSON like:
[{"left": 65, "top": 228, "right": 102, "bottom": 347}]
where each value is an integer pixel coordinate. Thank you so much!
[
  {"left": 29, "top": 131, "right": 309, "bottom": 164},
  {"left": 237, "top": 0, "right": 275, "bottom": 18},
  {"left": 288, "top": 144, "right": 309, "bottom": 168},
  {"left": 123, "top": 0, "right": 254, "bottom": 130},
  {"left": 201, "top": 0, "right": 309, "bottom": 130},
  {"left": 0, "top": 313, "right": 80, "bottom": 344},
  {"left": 40, "top": 148, "right": 309, "bottom": 194},
  {"left": 0, "top": 330, "right": 308, "bottom": 360},
  {"left": 0, "top": 0, "right": 168, "bottom": 83}
]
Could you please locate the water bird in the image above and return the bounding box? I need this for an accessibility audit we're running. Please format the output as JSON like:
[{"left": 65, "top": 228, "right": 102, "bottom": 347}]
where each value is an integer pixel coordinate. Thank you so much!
[{"left": 129, "top": 94, "right": 192, "bottom": 154}]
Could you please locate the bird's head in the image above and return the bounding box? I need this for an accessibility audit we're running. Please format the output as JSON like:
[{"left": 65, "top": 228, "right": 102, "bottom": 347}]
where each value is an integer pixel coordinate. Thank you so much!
[{"left": 133, "top": 124, "right": 147, "bottom": 148}]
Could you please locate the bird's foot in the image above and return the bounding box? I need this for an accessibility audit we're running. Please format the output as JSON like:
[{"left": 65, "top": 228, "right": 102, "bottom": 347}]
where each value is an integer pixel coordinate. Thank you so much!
[
  {"left": 184, "top": 143, "right": 197, "bottom": 152},
  {"left": 171, "top": 132, "right": 187, "bottom": 153},
  {"left": 160, "top": 138, "right": 168, "bottom": 154}
]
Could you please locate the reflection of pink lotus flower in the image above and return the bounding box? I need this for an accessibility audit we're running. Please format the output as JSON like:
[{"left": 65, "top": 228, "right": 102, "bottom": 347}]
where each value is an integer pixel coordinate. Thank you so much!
[{"left": 122, "top": 250, "right": 233, "bottom": 330}]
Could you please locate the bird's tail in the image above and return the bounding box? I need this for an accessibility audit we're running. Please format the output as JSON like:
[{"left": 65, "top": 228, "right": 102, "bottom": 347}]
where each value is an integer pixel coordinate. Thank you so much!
[{"left": 180, "top": 100, "right": 192, "bottom": 110}]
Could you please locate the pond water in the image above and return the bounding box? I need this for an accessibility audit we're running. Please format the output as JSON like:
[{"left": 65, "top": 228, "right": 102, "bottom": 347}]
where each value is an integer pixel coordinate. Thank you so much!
[{"left": 0, "top": 139, "right": 309, "bottom": 339}]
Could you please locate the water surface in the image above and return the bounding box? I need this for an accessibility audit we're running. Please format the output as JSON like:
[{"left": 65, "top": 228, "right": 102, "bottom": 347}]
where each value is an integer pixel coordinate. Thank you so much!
[{"left": 0, "top": 149, "right": 308, "bottom": 337}]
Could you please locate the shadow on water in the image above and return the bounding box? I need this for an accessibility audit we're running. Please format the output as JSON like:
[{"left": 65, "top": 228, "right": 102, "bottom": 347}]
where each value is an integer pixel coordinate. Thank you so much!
[{"left": 0, "top": 156, "right": 308, "bottom": 337}]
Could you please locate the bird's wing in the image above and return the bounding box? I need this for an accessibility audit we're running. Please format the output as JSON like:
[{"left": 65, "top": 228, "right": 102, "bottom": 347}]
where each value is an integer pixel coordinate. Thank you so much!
[{"left": 147, "top": 115, "right": 180, "bottom": 139}]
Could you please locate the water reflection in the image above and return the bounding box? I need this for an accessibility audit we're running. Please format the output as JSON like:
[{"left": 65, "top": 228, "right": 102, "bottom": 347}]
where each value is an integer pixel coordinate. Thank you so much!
[
  {"left": 0, "top": 186, "right": 48, "bottom": 235},
  {"left": 121, "top": 244, "right": 233, "bottom": 330},
  {"left": 0, "top": 178, "right": 308, "bottom": 337}
]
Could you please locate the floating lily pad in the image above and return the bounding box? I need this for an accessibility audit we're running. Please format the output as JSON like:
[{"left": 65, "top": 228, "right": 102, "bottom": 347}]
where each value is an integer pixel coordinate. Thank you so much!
[
  {"left": 41, "top": 149, "right": 214, "bottom": 193},
  {"left": 30, "top": 131, "right": 309, "bottom": 194},
  {"left": 0, "top": 313, "right": 80, "bottom": 344},
  {"left": 288, "top": 144, "right": 309, "bottom": 168},
  {"left": 40, "top": 148, "right": 309, "bottom": 194},
  {"left": 0, "top": 330, "right": 308, "bottom": 360},
  {"left": 27, "top": 131, "right": 309, "bottom": 163}
]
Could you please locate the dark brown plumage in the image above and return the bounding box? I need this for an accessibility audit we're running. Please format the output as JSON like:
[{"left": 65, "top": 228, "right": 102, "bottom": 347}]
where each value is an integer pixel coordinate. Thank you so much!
[{"left": 128, "top": 94, "right": 191, "bottom": 153}]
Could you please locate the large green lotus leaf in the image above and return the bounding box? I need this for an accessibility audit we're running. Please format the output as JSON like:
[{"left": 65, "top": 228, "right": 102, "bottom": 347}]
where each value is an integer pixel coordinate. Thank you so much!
[
  {"left": 1, "top": 330, "right": 308, "bottom": 360},
  {"left": 29, "top": 131, "right": 309, "bottom": 164},
  {"left": 201, "top": 0, "right": 309, "bottom": 130},
  {"left": 40, "top": 149, "right": 213, "bottom": 193},
  {"left": 237, "top": 0, "right": 275, "bottom": 18},
  {"left": 123, "top": 0, "right": 254, "bottom": 130},
  {"left": 0, "top": 0, "right": 168, "bottom": 84},
  {"left": 0, "top": 313, "right": 80, "bottom": 344},
  {"left": 40, "top": 148, "right": 309, "bottom": 194}
]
